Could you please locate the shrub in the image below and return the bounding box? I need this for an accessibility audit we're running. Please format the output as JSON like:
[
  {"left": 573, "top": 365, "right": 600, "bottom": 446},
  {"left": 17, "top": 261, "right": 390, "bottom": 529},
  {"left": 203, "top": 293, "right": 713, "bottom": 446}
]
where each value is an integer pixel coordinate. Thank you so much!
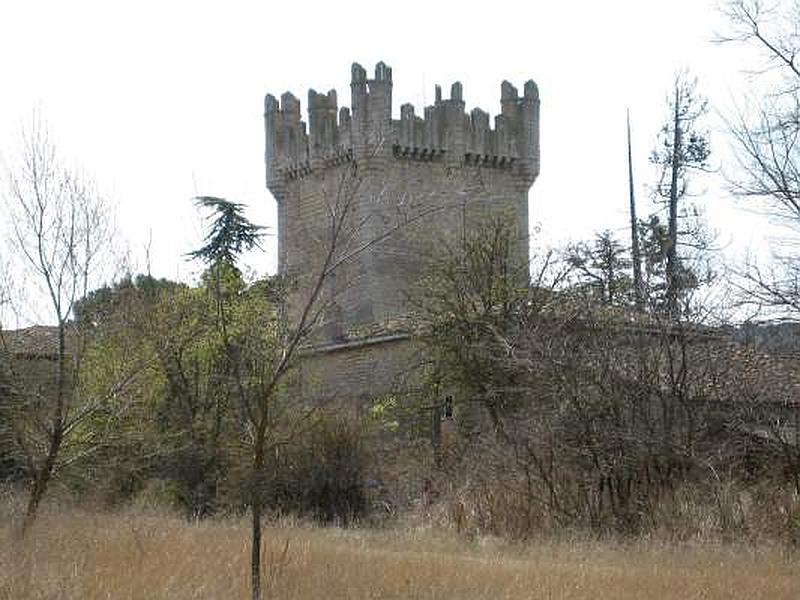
[{"left": 261, "top": 416, "right": 368, "bottom": 524}]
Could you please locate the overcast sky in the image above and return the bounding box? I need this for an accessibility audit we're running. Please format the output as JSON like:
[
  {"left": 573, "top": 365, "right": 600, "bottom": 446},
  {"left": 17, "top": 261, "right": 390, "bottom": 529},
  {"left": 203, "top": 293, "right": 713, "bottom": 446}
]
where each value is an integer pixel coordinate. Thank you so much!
[{"left": 0, "top": 0, "right": 778, "bottom": 317}]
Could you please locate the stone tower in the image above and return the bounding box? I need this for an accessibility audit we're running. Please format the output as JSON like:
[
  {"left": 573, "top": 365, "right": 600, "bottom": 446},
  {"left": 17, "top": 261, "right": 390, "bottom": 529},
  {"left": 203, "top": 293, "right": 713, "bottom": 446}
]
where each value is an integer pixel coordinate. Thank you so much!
[{"left": 264, "top": 61, "right": 540, "bottom": 400}]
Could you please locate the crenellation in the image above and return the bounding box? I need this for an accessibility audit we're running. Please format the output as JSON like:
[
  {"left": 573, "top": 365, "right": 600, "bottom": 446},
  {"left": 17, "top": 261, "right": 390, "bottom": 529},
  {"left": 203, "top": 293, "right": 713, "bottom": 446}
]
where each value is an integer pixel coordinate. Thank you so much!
[
  {"left": 450, "top": 81, "right": 463, "bottom": 102},
  {"left": 423, "top": 105, "right": 439, "bottom": 149},
  {"left": 494, "top": 114, "right": 509, "bottom": 158},
  {"left": 265, "top": 61, "right": 540, "bottom": 196},
  {"left": 413, "top": 116, "right": 425, "bottom": 148},
  {"left": 399, "top": 103, "right": 415, "bottom": 148},
  {"left": 264, "top": 91, "right": 309, "bottom": 192},
  {"left": 468, "top": 108, "right": 490, "bottom": 155},
  {"left": 524, "top": 79, "right": 539, "bottom": 100},
  {"left": 442, "top": 82, "right": 466, "bottom": 165},
  {"left": 373, "top": 61, "right": 392, "bottom": 83},
  {"left": 280, "top": 91, "right": 301, "bottom": 116},
  {"left": 501, "top": 80, "right": 518, "bottom": 100},
  {"left": 308, "top": 88, "right": 339, "bottom": 166},
  {"left": 338, "top": 106, "right": 352, "bottom": 150},
  {"left": 264, "top": 93, "right": 278, "bottom": 113},
  {"left": 351, "top": 62, "right": 367, "bottom": 83}
]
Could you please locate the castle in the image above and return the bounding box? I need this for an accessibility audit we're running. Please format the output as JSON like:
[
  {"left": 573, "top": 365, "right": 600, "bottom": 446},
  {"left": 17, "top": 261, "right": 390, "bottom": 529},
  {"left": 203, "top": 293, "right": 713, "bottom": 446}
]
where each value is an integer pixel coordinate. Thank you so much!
[{"left": 264, "top": 61, "right": 540, "bottom": 401}]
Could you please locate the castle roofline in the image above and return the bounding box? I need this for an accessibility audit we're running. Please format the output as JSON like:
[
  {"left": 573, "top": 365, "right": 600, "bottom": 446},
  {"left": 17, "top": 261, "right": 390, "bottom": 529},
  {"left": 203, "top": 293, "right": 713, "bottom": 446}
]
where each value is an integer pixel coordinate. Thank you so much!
[{"left": 264, "top": 60, "right": 540, "bottom": 193}]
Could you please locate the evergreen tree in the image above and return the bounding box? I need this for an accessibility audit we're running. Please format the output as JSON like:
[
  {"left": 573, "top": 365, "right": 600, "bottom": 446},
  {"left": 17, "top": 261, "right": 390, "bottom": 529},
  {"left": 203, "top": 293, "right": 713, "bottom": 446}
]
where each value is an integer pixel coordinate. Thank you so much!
[
  {"left": 650, "top": 74, "right": 711, "bottom": 318},
  {"left": 567, "top": 230, "right": 633, "bottom": 308}
]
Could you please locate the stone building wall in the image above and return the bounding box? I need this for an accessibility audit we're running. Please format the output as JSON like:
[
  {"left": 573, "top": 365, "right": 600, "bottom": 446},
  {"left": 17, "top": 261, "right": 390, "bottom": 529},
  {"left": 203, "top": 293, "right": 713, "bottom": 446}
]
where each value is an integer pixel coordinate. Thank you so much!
[
  {"left": 1, "top": 326, "right": 66, "bottom": 401},
  {"left": 295, "top": 334, "right": 420, "bottom": 403},
  {"left": 264, "top": 61, "right": 540, "bottom": 401}
]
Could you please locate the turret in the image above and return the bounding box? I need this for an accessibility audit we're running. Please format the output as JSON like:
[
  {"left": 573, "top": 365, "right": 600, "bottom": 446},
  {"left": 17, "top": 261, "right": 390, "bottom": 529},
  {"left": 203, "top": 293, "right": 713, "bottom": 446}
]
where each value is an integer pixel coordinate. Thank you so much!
[
  {"left": 308, "top": 89, "right": 338, "bottom": 168},
  {"left": 350, "top": 61, "right": 393, "bottom": 159},
  {"left": 520, "top": 80, "right": 541, "bottom": 184},
  {"left": 262, "top": 61, "right": 542, "bottom": 403}
]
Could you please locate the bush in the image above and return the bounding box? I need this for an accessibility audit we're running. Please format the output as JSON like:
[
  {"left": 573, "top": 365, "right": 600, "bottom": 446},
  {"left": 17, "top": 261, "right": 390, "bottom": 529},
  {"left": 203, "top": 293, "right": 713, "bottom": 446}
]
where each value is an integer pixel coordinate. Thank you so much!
[{"left": 260, "top": 416, "right": 368, "bottom": 524}]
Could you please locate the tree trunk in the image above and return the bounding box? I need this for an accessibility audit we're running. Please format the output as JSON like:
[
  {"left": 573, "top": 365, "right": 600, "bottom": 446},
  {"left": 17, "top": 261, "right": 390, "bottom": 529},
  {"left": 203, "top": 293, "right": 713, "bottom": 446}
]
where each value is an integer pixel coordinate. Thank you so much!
[
  {"left": 21, "top": 320, "right": 68, "bottom": 536},
  {"left": 627, "top": 109, "right": 644, "bottom": 311},
  {"left": 250, "top": 429, "right": 266, "bottom": 600},
  {"left": 251, "top": 494, "right": 263, "bottom": 600},
  {"left": 21, "top": 427, "right": 61, "bottom": 535},
  {"left": 666, "top": 87, "right": 682, "bottom": 319},
  {"left": 431, "top": 403, "right": 442, "bottom": 468}
]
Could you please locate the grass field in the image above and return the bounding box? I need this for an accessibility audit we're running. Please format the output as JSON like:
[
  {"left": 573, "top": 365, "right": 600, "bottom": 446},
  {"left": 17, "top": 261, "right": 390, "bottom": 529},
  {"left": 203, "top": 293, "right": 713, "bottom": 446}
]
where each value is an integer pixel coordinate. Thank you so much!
[{"left": 1, "top": 506, "right": 798, "bottom": 599}]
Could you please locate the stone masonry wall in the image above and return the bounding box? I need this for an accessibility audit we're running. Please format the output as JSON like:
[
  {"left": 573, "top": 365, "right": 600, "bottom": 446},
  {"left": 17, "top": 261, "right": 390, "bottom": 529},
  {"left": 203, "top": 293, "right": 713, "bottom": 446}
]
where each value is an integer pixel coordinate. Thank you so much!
[
  {"left": 264, "top": 61, "right": 540, "bottom": 401},
  {"left": 295, "top": 335, "right": 420, "bottom": 403}
]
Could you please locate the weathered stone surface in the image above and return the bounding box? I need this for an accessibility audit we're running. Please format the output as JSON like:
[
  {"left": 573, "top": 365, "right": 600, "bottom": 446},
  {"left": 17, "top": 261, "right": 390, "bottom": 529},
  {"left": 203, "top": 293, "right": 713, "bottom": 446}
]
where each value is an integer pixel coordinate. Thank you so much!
[
  {"left": 264, "top": 61, "right": 540, "bottom": 401},
  {"left": 296, "top": 334, "right": 419, "bottom": 403}
]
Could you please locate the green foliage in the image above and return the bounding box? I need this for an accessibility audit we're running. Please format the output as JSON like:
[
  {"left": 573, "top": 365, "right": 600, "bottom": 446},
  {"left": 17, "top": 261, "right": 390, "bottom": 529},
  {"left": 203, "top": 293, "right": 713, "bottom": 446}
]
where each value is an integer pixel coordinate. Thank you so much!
[
  {"left": 146, "top": 270, "right": 283, "bottom": 516},
  {"left": 647, "top": 73, "right": 713, "bottom": 319},
  {"left": 54, "top": 267, "right": 292, "bottom": 515},
  {"left": 650, "top": 75, "right": 711, "bottom": 200},
  {"left": 74, "top": 275, "right": 181, "bottom": 328},
  {"left": 566, "top": 230, "right": 632, "bottom": 307},
  {"left": 368, "top": 395, "right": 401, "bottom": 433},
  {"left": 187, "top": 196, "right": 264, "bottom": 270},
  {"left": 637, "top": 215, "right": 709, "bottom": 313},
  {"left": 365, "top": 392, "right": 436, "bottom": 440},
  {"left": 415, "top": 215, "right": 798, "bottom": 540},
  {"left": 415, "top": 216, "right": 563, "bottom": 432},
  {"left": 60, "top": 276, "right": 179, "bottom": 501}
]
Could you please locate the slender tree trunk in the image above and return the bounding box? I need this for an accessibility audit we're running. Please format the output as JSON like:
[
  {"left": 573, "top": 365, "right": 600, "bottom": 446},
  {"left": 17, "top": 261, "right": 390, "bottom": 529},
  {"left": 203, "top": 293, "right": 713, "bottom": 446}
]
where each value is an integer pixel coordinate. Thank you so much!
[
  {"left": 431, "top": 403, "right": 442, "bottom": 468},
  {"left": 21, "top": 428, "right": 61, "bottom": 535},
  {"left": 250, "top": 428, "right": 266, "bottom": 600},
  {"left": 251, "top": 494, "right": 263, "bottom": 600},
  {"left": 666, "top": 87, "right": 682, "bottom": 319},
  {"left": 627, "top": 109, "right": 644, "bottom": 311},
  {"left": 21, "top": 321, "right": 67, "bottom": 536}
]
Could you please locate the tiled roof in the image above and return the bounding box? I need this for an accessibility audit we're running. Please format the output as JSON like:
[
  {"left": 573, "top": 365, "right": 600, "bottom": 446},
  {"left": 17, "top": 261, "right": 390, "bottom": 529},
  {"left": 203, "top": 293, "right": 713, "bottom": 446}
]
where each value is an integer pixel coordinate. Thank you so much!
[{"left": 1, "top": 325, "right": 62, "bottom": 358}]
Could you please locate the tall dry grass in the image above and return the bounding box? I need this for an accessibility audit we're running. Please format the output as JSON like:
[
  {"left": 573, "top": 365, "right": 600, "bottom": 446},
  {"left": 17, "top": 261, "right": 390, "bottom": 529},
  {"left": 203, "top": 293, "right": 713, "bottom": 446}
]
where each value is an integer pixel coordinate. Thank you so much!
[{"left": 0, "top": 498, "right": 797, "bottom": 599}]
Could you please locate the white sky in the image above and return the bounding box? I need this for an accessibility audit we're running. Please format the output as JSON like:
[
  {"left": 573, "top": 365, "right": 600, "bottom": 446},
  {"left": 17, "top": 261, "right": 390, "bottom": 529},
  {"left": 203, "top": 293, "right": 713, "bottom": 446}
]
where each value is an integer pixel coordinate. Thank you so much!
[{"left": 0, "top": 0, "right": 780, "bottom": 316}]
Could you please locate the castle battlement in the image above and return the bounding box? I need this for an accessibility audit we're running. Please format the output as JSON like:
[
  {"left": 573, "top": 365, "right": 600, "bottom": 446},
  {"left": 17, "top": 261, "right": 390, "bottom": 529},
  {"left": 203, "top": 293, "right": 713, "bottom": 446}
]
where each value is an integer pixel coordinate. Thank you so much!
[{"left": 264, "top": 61, "right": 540, "bottom": 195}]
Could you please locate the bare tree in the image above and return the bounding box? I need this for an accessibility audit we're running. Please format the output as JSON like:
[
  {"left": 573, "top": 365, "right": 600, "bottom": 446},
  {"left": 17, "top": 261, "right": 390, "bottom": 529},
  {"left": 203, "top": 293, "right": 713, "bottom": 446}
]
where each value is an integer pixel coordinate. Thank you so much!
[
  {"left": 418, "top": 221, "right": 791, "bottom": 539},
  {"left": 0, "top": 251, "right": 10, "bottom": 321},
  {"left": 2, "top": 116, "right": 115, "bottom": 533},
  {"left": 719, "top": 0, "right": 800, "bottom": 316}
]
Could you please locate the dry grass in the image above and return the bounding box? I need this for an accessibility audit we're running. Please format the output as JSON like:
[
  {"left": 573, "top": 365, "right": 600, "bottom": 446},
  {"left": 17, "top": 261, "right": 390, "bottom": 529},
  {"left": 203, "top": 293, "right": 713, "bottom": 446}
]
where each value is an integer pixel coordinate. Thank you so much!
[{"left": 1, "top": 502, "right": 798, "bottom": 599}]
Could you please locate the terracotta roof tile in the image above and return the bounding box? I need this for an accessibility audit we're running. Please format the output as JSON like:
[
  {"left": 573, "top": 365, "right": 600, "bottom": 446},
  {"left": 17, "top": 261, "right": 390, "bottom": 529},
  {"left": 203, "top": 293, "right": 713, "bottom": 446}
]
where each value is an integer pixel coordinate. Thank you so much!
[{"left": 1, "top": 326, "right": 61, "bottom": 358}]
